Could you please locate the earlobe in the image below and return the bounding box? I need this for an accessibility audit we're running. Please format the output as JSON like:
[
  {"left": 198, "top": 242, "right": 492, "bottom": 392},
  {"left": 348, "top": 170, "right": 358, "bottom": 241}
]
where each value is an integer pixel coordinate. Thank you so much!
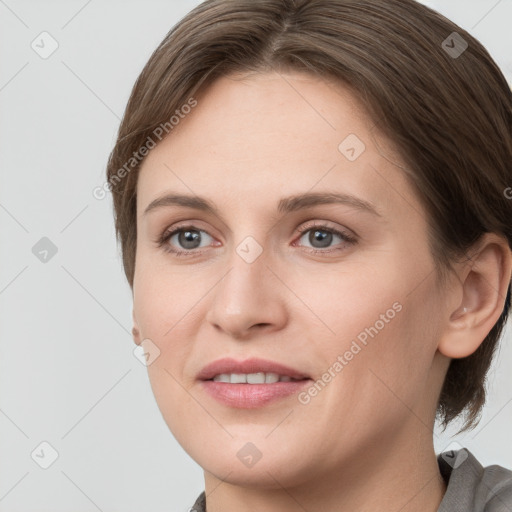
[
  {"left": 437, "top": 233, "right": 512, "bottom": 360},
  {"left": 132, "top": 309, "right": 142, "bottom": 346}
]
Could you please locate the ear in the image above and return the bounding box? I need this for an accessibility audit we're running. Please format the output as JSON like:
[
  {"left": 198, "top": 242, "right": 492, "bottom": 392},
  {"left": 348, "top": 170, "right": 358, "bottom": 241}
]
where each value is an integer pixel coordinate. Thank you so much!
[
  {"left": 437, "top": 233, "right": 512, "bottom": 359},
  {"left": 132, "top": 308, "right": 142, "bottom": 346}
]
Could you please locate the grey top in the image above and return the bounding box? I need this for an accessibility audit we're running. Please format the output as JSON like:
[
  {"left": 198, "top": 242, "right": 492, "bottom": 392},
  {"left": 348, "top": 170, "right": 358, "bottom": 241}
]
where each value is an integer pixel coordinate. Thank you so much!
[
  {"left": 437, "top": 448, "right": 512, "bottom": 511},
  {"left": 189, "top": 449, "right": 512, "bottom": 511}
]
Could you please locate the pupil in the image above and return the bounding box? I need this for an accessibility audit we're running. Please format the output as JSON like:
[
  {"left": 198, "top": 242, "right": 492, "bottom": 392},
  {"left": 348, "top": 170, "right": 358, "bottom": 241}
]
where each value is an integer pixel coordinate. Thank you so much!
[
  {"left": 180, "top": 230, "right": 200, "bottom": 249},
  {"left": 311, "top": 229, "right": 331, "bottom": 248}
]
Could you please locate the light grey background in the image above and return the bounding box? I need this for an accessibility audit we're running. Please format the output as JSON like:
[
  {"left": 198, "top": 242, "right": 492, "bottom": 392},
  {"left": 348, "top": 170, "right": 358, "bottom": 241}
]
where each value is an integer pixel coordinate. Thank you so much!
[{"left": 0, "top": 1, "right": 511, "bottom": 511}]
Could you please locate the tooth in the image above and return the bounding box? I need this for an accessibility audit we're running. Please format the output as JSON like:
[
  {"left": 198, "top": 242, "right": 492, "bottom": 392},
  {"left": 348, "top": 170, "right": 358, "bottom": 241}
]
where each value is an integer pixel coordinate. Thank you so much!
[
  {"left": 247, "top": 372, "right": 266, "bottom": 384},
  {"left": 212, "top": 372, "right": 298, "bottom": 383},
  {"left": 213, "top": 374, "right": 231, "bottom": 382},
  {"left": 265, "top": 372, "right": 279, "bottom": 384}
]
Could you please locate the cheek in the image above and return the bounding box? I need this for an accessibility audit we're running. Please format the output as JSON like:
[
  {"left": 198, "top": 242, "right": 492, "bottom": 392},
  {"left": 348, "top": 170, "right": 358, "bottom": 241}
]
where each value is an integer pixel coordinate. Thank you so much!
[
  {"left": 132, "top": 252, "right": 204, "bottom": 339},
  {"left": 133, "top": 271, "right": 205, "bottom": 441},
  {"left": 288, "top": 258, "right": 404, "bottom": 350},
  {"left": 296, "top": 259, "right": 440, "bottom": 412},
  {"left": 132, "top": 267, "right": 201, "bottom": 415}
]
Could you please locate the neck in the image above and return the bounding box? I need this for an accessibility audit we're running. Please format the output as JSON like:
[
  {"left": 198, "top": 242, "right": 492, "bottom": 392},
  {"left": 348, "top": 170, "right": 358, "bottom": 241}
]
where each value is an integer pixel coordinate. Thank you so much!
[{"left": 203, "top": 431, "right": 447, "bottom": 512}]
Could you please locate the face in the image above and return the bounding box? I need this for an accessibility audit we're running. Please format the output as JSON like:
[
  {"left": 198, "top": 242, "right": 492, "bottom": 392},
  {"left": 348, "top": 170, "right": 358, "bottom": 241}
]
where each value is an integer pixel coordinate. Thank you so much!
[{"left": 132, "top": 71, "right": 451, "bottom": 489}]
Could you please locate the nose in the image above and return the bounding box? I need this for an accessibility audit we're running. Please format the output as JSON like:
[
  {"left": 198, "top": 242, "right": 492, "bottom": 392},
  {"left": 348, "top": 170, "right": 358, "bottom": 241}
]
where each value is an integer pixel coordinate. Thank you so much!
[{"left": 205, "top": 247, "right": 288, "bottom": 341}]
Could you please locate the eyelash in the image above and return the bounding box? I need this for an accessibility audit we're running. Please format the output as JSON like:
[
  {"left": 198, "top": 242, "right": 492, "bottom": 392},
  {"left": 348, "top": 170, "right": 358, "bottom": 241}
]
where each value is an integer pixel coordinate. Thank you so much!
[{"left": 156, "top": 222, "right": 358, "bottom": 258}]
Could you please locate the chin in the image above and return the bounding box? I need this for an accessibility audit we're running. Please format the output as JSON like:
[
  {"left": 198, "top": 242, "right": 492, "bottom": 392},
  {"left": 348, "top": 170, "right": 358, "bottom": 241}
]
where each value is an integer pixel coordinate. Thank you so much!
[
  {"left": 182, "top": 435, "right": 318, "bottom": 490},
  {"left": 202, "top": 456, "right": 306, "bottom": 489}
]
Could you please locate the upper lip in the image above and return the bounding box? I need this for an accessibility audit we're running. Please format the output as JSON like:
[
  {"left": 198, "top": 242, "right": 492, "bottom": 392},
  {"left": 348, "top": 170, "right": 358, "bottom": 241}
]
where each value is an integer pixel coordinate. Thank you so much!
[{"left": 197, "top": 357, "right": 311, "bottom": 381}]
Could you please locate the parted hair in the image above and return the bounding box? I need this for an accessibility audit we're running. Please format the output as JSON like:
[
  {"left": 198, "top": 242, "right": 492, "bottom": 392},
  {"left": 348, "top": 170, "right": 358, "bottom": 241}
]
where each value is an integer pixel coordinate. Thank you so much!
[{"left": 106, "top": 0, "right": 512, "bottom": 432}]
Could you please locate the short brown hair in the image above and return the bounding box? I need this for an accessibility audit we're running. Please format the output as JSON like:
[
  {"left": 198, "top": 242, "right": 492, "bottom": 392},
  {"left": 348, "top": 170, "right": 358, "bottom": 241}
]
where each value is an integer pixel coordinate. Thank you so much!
[{"left": 106, "top": 0, "right": 512, "bottom": 432}]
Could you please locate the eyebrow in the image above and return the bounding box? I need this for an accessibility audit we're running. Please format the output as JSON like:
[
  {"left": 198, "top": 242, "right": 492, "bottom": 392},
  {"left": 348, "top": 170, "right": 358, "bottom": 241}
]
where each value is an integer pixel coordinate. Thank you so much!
[{"left": 143, "top": 191, "right": 382, "bottom": 217}]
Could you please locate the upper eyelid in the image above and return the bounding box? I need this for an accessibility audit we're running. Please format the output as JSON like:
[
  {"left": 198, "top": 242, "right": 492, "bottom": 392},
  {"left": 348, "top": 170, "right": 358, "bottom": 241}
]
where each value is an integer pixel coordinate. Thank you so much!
[{"left": 165, "top": 220, "right": 349, "bottom": 236}]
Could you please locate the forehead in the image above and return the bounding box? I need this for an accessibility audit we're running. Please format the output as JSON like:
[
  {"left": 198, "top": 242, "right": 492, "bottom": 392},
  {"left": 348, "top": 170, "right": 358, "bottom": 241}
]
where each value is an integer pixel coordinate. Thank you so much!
[
  {"left": 146, "top": 71, "right": 377, "bottom": 161},
  {"left": 136, "top": 71, "right": 419, "bottom": 221}
]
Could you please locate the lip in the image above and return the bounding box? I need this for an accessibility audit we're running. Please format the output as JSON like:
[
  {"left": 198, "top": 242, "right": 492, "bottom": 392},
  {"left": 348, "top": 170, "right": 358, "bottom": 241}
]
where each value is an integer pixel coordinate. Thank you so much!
[
  {"left": 196, "top": 357, "right": 310, "bottom": 381},
  {"left": 197, "top": 357, "right": 312, "bottom": 409}
]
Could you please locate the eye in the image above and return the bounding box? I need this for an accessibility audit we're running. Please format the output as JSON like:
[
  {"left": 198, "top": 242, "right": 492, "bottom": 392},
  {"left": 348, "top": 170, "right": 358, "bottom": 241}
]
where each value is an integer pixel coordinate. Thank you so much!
[
  {"left": 294, "top": 222, "right": 357, "bottom": 254},
  {"left": 157, "top": 225, "right": 214, "bottom": 257},
  {"left": 156, "top": 221, "right": 357, "bottom": 257}
]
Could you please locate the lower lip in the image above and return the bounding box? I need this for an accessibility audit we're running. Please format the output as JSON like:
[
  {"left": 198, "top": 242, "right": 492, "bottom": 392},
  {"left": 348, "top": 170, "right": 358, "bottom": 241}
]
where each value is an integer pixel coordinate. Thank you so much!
[{"left": 200, "top": 380, "right": 311, "bottom": 408}]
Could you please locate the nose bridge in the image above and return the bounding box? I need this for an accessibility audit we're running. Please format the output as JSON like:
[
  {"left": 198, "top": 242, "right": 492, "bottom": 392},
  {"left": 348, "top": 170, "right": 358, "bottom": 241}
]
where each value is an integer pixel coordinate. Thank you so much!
[
  {"left": 221, "top": 233, "right": 272, "bottom": 312},
  {"left": 206, "top": 231, "right": 284, "bottom": 336}
]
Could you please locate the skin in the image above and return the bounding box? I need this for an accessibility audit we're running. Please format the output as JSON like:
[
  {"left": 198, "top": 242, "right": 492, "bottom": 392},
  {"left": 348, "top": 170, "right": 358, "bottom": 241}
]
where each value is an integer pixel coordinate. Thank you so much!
[{"left": 131, "top": 71, "right": 512, "bottom": 512}]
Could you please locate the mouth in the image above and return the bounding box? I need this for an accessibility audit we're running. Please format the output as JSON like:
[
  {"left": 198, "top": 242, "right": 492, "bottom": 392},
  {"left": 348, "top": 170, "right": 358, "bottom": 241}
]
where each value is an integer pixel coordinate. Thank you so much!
[
  {"left": 197, "top": 357, "right": 312, "bottom": 408},
  {"left": 208, "top": 372, "right": 306, "bottom": 384},
  {"left": 196, "top": 356, "right": 311, "bottom": 382}
]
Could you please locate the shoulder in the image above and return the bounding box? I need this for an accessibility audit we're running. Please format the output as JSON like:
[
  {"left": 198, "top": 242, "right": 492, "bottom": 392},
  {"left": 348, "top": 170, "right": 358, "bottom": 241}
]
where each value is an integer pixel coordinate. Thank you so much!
[{"left": 438, "top": 448, "right": 512, "bottom": 511}]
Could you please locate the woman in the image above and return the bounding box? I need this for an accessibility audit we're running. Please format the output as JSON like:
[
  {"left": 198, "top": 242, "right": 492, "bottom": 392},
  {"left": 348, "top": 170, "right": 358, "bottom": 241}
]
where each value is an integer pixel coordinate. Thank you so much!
[{"left": 105, "top": 0, "right": 512, "bottom": 510}]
